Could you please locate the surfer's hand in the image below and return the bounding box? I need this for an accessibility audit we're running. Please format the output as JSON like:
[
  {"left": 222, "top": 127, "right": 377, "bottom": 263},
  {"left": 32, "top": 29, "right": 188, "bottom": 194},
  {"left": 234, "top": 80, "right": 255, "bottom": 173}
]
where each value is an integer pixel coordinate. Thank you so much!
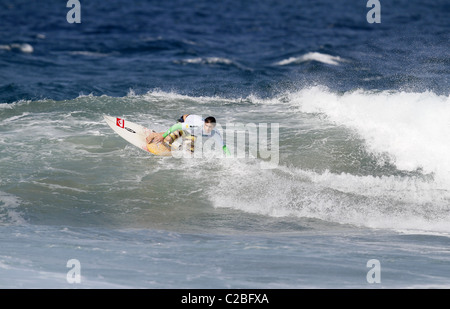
[
  {"left": 147, "top": 133, "right": 164, "bottom": 144},
  {"left": 146, "top": 134, "right": 157, "bottom": 144},
  {"left": 154, "top": 134, "right": 164, "bottom": 143}
]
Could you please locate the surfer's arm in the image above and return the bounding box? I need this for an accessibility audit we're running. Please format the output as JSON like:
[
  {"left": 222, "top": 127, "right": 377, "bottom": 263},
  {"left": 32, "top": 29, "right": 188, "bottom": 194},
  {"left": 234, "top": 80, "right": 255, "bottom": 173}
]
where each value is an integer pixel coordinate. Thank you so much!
[{"left": 162, "top": 123, "right": 185, "bottom": 138}]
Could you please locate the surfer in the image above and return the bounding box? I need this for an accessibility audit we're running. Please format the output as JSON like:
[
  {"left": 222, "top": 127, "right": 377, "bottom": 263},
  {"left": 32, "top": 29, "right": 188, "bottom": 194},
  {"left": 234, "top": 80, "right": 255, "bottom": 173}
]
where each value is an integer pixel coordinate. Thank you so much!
[{"left": 146, "top": 114, "right": 231, "bottom": 156}]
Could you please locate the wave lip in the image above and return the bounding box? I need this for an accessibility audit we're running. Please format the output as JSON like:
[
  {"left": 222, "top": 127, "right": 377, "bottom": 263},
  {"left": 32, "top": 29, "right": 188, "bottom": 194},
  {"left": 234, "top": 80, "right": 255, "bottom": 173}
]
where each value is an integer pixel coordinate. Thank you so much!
[
  {"left": 285, "top": 86, "right": 450, "bottom": 182},
  {"left": 275, "top": 52, "right": 345, "bottom": 66}
]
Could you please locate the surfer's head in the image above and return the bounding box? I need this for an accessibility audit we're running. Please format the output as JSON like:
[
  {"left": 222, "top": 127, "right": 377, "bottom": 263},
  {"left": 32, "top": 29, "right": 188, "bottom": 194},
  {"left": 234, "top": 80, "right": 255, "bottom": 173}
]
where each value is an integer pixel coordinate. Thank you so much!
[{"left": 204, "top": 116, "right": 216, "bottom": 134}]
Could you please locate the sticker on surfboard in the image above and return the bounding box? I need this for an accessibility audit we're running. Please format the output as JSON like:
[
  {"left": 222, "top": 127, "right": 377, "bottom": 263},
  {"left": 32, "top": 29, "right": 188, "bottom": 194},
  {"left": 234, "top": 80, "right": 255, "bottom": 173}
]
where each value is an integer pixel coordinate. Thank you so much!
[{"left": 116, "top": 118, "right": 125, "bottom": 128}]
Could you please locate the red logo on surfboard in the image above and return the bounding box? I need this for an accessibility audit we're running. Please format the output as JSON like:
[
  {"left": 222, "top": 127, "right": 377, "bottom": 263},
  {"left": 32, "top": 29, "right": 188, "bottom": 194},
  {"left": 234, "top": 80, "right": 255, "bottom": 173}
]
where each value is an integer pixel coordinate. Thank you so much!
[{"left": 116, "top": 118, "right": 125, "bottom": 128}]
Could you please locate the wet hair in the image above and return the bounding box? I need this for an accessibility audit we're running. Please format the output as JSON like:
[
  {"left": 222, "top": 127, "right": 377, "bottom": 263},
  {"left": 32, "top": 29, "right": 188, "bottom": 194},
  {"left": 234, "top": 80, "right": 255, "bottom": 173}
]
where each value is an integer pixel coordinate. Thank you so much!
[{"left": 204, "top": 116, "right": 216, "bottom": 124}]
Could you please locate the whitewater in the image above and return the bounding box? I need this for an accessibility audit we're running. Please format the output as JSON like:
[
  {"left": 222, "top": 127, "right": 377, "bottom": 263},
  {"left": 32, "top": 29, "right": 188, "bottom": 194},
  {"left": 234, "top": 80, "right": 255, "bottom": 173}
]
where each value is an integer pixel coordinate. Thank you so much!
[
  {"left": 1, "top": 87, "right": 449, "bottom": 236},
  {"left": 2, "top": 88, "right": 450, "bottom": 288},
  {"left": 1, "top": 0, "right": 449, "bottom": 290}
]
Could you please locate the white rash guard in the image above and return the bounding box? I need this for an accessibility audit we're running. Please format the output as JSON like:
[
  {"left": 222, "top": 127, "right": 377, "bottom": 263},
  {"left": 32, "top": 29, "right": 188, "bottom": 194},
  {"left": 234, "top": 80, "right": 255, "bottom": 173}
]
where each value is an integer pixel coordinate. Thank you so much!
[{"left": 181, "top": 115, "right": 224, "bottom": 148}]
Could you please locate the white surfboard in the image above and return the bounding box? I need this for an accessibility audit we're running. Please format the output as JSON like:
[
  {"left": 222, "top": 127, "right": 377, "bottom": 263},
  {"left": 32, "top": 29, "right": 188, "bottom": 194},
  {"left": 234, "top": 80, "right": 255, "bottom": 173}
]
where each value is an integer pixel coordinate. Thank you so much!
[{"left": 104, "top": 115, "right": 172, "bottom": 156}]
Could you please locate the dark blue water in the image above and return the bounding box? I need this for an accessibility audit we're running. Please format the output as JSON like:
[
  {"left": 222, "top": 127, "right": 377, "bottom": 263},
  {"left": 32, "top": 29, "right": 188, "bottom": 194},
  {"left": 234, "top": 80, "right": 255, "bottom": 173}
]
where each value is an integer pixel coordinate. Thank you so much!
[
  {"left": 1, "top": 0, "right": 450, "bottom": 289},
  {"left": 1, "top": 0, "right": 448, "bottom": 103}
]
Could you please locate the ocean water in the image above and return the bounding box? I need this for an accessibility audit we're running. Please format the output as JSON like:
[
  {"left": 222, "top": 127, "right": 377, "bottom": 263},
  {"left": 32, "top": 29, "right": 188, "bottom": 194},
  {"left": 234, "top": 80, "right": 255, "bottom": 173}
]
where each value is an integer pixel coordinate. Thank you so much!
[{"left": 0, "top": 0, "right": 449, "bottom": 289}]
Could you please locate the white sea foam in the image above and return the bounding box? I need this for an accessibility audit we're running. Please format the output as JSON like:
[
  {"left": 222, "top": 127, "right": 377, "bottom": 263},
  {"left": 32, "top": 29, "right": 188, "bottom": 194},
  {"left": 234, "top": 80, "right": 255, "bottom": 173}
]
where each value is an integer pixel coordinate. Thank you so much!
[
  {"left": 140, "top": 89, "right": 242, "bottom": 105},
  {"left": 0, "top": 99, "right": 32, "bottom": 108},
  {"left": 3, "top": 112, "right": 30, "bottom": 123},
  {"left": 1, "top": 43, "right": 34, "bottom": 53},
  {"left": 174, "top": 57, "right": 252, "bottom": 71},
  {"left": 13, "top": 43, "right": 33, "bottom": 53},
  {"left": 0, "top": 192, "right": 25, "bottom": 225},
  {"left": 211, "top": 158, "right": 450, "bottom": 235},
  {"left": 275, "top": 52, "right": 345, "bottom": 66},
  {"left": 69, "top": 51, "right": 111, "bottom": 57},
  {"left": 284, "top": 86, "right": 450, "bottom": 182},
  {"left": 180, "top": 57, "right": 234, "bottom": 65}
]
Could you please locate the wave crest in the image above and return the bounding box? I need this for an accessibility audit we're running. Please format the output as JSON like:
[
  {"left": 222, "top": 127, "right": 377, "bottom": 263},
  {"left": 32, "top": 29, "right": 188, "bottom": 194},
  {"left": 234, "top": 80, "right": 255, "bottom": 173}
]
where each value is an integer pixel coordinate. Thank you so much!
[{"left": 275, "top": 52, "right": 345, "bottom": 66}]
